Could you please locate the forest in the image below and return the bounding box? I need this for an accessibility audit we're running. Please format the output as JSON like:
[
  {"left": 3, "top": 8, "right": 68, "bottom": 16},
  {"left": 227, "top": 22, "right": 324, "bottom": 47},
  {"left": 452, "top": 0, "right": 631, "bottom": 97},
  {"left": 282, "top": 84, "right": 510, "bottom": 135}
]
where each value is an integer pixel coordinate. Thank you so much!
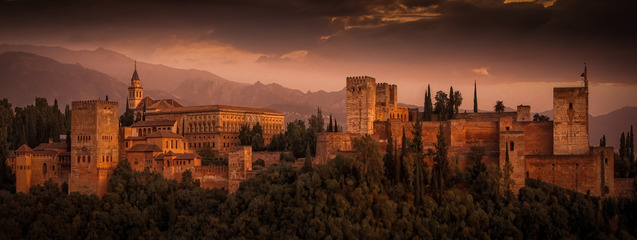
[{"left": 0, "top": 98, "right": 636, "bottom": 239}]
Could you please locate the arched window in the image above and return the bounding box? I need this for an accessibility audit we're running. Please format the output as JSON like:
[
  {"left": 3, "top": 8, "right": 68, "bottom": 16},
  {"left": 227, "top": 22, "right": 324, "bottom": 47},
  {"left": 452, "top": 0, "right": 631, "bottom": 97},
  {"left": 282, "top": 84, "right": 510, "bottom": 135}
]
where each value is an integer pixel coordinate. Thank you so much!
[{"left": 43, "top": 163, "right": 47, "bottom": 175}]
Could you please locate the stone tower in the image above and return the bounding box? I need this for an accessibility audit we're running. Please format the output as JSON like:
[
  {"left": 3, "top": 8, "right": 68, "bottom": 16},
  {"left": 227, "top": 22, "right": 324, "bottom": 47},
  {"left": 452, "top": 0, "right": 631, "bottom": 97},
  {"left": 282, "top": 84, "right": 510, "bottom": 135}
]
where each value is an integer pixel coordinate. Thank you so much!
[
  {"left": 128, "top": 62, "right": 143, "bottom": 109},
  {"left": 375, "top": 83, "right": 398, "bottom": 121},
  {"left": 346, "top": 76, "right": 376, "bottom": 134},
  {"left": 69, "top": 100, "right": 119, "bottom": 196},
  {"left": 15, "top": 145, "right": 33, "bottom": 193},
  {"left": 553, "top": 66, "right": 589, "bottom": 155}
]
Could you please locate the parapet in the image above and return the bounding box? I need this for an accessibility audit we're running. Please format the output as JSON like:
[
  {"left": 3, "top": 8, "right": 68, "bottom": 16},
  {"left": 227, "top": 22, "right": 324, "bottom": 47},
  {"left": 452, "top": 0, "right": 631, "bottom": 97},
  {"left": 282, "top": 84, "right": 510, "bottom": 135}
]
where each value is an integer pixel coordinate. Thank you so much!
[
  {"left": 72, "top": 100, "right": 119, "bottom": 108},
  {"left": 346, "top": 76, "right": 376, "bottom": 85}
]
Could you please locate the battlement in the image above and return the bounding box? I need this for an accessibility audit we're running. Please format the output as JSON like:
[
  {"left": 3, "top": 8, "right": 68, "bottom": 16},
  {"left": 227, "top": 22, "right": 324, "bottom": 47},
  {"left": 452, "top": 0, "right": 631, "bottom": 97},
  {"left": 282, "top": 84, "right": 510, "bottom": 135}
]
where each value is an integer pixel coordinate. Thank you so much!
[
  {"left": 194, "top": 165, "right": 229, "bottom": 173},
  {"left": 346, "top": 76, "right": 376, "bottom": 85},
  {"left": 72, "top": 100, "right": 119, "bottom": 108}
]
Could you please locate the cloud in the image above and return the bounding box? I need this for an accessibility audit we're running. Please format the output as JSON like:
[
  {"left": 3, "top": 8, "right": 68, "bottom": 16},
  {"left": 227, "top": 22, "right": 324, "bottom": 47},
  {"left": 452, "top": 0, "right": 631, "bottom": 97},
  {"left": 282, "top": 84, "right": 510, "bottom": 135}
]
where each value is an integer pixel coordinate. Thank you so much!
[{"left": 472, "top": 67, "right": 489, "bottom": 76}]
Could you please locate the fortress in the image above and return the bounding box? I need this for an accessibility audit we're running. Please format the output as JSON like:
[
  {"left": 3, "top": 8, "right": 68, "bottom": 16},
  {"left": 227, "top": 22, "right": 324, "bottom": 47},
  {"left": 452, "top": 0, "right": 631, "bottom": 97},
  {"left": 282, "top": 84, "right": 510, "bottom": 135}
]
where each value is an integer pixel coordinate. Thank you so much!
[
  {"left": 5, "top": 65, "right": 625, "bottom": 197},
  {"left": 8, "top": 66, "right": 285, "bottom": 195},
  {"left": 318, "top": 69, "right": 617, "bottom": 196}
]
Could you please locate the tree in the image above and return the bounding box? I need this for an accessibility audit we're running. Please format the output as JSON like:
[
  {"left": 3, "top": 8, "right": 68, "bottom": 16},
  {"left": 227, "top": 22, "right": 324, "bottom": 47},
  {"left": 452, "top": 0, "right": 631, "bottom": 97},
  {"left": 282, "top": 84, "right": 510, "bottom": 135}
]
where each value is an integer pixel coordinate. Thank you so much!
[
  {"left": 238, "top": 124, "right": 252, "bottom": 146},
  {"left": 620, "top": 132, "right": 626, "bottom": 160},
  {"left": 630, "top": 125, "right": 634, "bottom": 164},
  {"left": 383, "top": 124, "right": 396, "bottom": 184},
  {"left": 533, "top": 113, "right": 550, "bottom": 122},
  {"left": 353, "top": 134, "right": 384, "bottom": 185},
  {"left": 600, "top": 135, "right": 606, "bottom": 147},
  {"left": 412, "top": 119, "right": 427, "bottom": 205},
  {"left": 494, "top": 100, "right": 505, "bottom": 113},
  {"left": 251, "top": 123, "right": 265, "bottom": 151},
  {"left": 308, "top": 107, "right": 324, "bottom": 133},
  {"left": 327, "top": 114, "right": 333, "bottom": 132},
  {"left": 197, "top": 146, "right": 216, "bottom": 166},
  {"left": 434, "top": 91, "right": 449, "bottom": 121},
  {"left": 453, "top": 90, "right": 463, "bottom": 115},
  {"left": 473, "top": 80, "right": 478, "bottom": 113},
  {"left": 448, "top": 86, "right": 455, "bottom": 119},
  {"left": 302, "top": 144, "right": 312, "bottom": 172},
  {"left": 120, "top": 99, "right": 135, "bottom": 127},
  {"left": 424, "top": 84, "right": 433, "bottom": 121},
  {"left": 432, "top": 123, "right": 448, "bottom": 202},
  {"left": 286, "top": 120, "right": 306, "bottom": 158}
]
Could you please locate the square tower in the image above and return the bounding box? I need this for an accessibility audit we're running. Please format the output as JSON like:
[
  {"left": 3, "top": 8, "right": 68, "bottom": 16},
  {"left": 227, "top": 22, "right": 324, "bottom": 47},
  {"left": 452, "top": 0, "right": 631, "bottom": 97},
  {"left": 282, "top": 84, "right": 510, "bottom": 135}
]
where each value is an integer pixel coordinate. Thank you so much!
[
  {"left": 346, "top": 76, "right": 376, "bottom": 134},
  {"left": 69, "top": 100, "right": 119, "bottom": 196},
  {"left": 553, "top": 87, "right": 589, "bottom": 155},
  {"left": 375, "top": 83, "right": 398, "bottom": 121}
]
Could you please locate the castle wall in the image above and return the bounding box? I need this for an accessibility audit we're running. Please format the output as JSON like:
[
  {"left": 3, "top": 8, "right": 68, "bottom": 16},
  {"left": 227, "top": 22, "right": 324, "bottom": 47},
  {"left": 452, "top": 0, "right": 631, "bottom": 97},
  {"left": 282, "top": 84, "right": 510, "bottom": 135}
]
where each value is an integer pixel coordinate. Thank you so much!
[
  {"left": 346, "top": 76, "right": 376, "bottom": 135},
  {"left": 228, "top": 146, "right": 252, "bottom": 193},
  {"left": 69, "top": 100, "right": 119, "bottom": 196},
  {"left": 526, "top": 146, "right": 614, "bottom": 196},
  {"left": 252, "top": 151, "right": 283, "bottom": 168},
  {"left": 613, "top": 178, "right": 636, "bottom": 198},
  {"left": 553, "top": 87, "right": 589, "bottom": 155},
  {"left": 15, "top": 152, "right": 32, "bottom": 193},
  {"left": 500, "top": 131, "right": 526, "bottom": 193},
  {"left": 518, "top": 121, "right": 553, "bottom": 155},
  {"left": 316, "top": 132, "right": 360, "bottom": 164}
]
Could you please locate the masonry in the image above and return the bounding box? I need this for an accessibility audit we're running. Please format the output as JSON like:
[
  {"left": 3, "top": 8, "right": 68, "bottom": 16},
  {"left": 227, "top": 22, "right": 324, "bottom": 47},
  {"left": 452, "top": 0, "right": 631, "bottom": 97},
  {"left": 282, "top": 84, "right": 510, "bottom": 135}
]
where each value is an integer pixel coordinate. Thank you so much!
[{"left": 317, "top": 72, "right": 616, "bottom": 196}]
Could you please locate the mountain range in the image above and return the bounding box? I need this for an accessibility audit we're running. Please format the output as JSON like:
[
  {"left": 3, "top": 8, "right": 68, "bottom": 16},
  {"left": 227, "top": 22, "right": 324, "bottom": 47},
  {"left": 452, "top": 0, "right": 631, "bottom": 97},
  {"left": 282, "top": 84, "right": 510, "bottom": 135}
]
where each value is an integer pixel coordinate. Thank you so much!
[{"left": 0, "top": 44, "right": 634, "bottom": 151}]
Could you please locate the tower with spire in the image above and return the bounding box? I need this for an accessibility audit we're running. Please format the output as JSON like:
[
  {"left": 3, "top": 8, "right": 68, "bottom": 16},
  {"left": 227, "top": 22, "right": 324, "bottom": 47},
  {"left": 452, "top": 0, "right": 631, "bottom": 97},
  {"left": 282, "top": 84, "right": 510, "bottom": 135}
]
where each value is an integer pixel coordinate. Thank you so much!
[{"left": 128, "top": 61, "right": 144, "bottom": 109}]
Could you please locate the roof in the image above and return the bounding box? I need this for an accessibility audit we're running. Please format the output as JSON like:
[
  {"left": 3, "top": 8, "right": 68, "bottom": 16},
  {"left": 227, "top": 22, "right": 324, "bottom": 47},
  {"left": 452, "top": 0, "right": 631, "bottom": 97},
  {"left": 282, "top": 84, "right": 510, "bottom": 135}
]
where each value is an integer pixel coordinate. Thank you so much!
[
  {"left": 130, "top": 119, "right": 177, "bottom": 128},
  {"left": 7, "top": 152, "right": 15, "bottom": 158},
  {"left": 146, "top": 130, "right": 183, "bottom": 139},
  {"left": 147, "top": 104, "right": 283, "bottom": 115},
  {"left": 15, "top": 144, "right": 32, "bottom": 153},
  {"left": 174, "top": 153, "right": 200, "bottom": 160},
  {"left": 128, "top": 144, "right": 162, "bottom": 152},
  {"left": 131, "top": 69, "right": 140, "bottom": 81},
  {"left": 134, "top": 97, "right": 183, "bottom": 111},
  {"left": 33, "top": 142, "right": 67, "bottom": 151},
  {"left": 125, "top": 136, "right": 147, "bottom": 141}
]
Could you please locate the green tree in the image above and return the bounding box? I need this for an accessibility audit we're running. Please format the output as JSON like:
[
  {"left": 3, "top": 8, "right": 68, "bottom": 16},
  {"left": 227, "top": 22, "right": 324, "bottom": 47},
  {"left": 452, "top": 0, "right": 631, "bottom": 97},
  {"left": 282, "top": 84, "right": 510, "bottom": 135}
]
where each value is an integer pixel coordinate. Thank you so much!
[
  {"left": 424, "top": 84, "right": 433, "bottom": 121},
  {"left": 494, "top": 100, "right": 505, "bottom": 113},
  {"left": 239, "top": 124, "right": 252, "bottom": 146},
  {"left": 453, "top": 90, "right": 463, "bottom": 115},
  {"left": 197, "top": 146, "right": 216, "bottom": 166},
  {"left": 120, "top": 99, "right": 135, "bottom": 127},
  {"left": 473, "top": 80, "right": 478, "bottom": 113},
  {"left": 533, "top": 113, "right": 550, "bottom": 122},
  {"left": 251, "top": 122, "right": 265, "bottom": 151},
  {"left": 432, "top": 123, "right": 448, "bottom": 202},
  {"left": 286, "top": 120, "right": 306, "bottom": 158},
  {"left": 448, "top": 86, "right": 455, "bottom": 119},
  {"left": 353, "top": 135, "right": 384, "bottom": 185},
  {"left": 434, "top": 91, "right": 449, "bottom": 121}
]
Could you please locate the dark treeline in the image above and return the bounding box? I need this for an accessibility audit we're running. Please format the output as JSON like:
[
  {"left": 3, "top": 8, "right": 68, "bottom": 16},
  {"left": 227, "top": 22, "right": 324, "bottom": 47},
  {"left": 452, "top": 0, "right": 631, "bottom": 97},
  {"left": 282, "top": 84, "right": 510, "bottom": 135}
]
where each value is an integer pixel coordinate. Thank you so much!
[
  {"left": 1, "top": 138, "right": 637, "bottom": 239},
  {"left": 0, "top": 97, "right": 69, "bottom": 192},
  {"left": 267, "top": 107, "right": 339, "bottom": 158},
  {"left": 614, "top": 125, "right": 636, "bottom": 178}
]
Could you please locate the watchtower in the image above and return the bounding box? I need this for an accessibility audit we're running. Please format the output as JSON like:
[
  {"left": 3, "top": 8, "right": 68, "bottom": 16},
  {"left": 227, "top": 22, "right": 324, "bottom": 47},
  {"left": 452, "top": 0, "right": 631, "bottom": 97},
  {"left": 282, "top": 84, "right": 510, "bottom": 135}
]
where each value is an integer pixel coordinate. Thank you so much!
[
  {"left": 346, "top": 76, "right": 376, "bottom": 134},
  {"left": 553, "top": 65, "right": 589, "bottom": 155},
  {"left": 69, "top": 100, "right": 119, "bottom": 196}
]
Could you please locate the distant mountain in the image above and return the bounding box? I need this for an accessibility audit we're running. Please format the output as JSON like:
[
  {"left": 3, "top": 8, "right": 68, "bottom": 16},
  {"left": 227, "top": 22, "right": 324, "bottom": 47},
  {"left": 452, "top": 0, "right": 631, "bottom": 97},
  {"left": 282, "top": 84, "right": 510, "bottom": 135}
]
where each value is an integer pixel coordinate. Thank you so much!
[
  {"left": 0, "top": 51, "right": 127, "bottom": 110},
  {"left": 0, "top": 45, "right": 346, "bottom": 124},
  {"left": 0, "top": 44, "right": 232, "bottom": 91},
  {"left": 589, "top": 107, "right": 637, "bottom": 151}
]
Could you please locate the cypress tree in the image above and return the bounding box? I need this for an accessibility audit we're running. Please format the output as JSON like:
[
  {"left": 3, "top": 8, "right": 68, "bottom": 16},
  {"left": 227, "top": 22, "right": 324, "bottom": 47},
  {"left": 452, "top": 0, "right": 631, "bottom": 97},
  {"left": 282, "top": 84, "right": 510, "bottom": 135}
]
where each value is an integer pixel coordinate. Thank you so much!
[
  {"left": 620, "top": 132, "right": 626, "bottom": 160},
  {"left": 424, "top": 84, "right": 433, "bottom": 121},
  {"left": 400, "top": 127, "right": 408, "bottom": 184},
  {"left": 448, "top": 86, "right": 455, "bottom": 119},
  {"left": 630, "top": 125, "right": 634, "bottom": 164},
  {"left": 473, "top": 80, "right": 478, "bottom": 113},
  {"left": 334, "top": 119, "right": 338, "bottom": 132},
  {"left": 600, "top": 135, "right": 606, "bottom": 147},
  {"left": 328, "top": 114, "right": 333, "bottom": 132}
]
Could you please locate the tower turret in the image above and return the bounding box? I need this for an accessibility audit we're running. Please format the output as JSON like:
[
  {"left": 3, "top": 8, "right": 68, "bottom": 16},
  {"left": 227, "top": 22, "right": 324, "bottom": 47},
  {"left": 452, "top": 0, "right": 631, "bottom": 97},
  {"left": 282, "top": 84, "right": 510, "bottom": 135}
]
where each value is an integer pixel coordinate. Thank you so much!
[{"left": 128, "top": 61, "right": 143, "bottom": 109}]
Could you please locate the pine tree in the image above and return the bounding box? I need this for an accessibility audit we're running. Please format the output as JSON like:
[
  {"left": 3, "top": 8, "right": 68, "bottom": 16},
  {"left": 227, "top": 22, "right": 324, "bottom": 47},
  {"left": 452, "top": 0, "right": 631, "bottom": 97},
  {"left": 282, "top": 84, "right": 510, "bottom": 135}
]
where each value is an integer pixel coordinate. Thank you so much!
[
  {"left": 433, "top": 123, "right": 448, "bottom": 202},
  {"left": 328, "top": 114, "right": 333, "bottom": 132},
  {"left": 384, "top": 124, "right": 395, "bottom": 183},
  {"left": 302, "top": 144, "right": 312, "bottom": 172},
  {"left": 424, "top": 84, "right": 433, "bottom": 121},
  {"left": 473, "top": 80, "right": 478, "bottom": 113},
  {"left": 630, "top": 125, "right": 634, "bottom": 164},
  {"left": 412, "top": 119, "right": 425, "bottom": 205},
  {"left": 400, "top": 127, "right": 408, "bottom": 184},
  {"left": 334, "top": 119, "right": 338, "bottom": 132}
]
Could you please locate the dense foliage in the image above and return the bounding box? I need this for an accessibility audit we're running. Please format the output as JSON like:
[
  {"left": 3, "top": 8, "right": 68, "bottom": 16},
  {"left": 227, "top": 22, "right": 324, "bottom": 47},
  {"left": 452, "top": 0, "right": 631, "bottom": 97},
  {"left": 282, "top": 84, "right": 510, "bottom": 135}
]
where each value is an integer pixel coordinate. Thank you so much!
[{"left": 1, "top": 144, "right": 637, "bottom": 239}]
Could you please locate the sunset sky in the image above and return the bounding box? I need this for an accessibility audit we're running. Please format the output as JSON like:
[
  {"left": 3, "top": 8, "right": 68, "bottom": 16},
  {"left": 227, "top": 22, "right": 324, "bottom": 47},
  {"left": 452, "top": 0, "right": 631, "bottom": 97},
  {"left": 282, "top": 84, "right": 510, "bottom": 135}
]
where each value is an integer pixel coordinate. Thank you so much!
[{"left": 1, "top": 0, "right": 635, "bottom": 116}]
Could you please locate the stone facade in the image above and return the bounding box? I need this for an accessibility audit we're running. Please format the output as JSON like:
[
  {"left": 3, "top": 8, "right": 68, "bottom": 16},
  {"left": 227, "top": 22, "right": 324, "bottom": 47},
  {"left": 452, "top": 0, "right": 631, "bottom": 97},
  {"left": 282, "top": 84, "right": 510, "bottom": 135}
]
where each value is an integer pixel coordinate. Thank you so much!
[
  {"left": 316, "top": 75, "right": 617, "bottom": 197},
  {"left": 69, "top": 100, "right": 119, "bottom": 196},
  {"left": 346, "top": 76, "right": 376, "bottom": 134},
  {"left": 553, "top": 87, "right": 589, "bottom": 155}
]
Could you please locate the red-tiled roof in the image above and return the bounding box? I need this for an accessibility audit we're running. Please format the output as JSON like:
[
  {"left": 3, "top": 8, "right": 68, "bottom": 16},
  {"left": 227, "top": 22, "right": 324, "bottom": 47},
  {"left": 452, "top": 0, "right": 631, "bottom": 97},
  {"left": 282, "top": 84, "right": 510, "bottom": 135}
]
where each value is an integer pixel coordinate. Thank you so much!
[
  {"left": 128, "top": 144, "right": 162, "bottom": 152},
  {"left": 146, "top": 130, "right": 183, "bottom": 139},
  {"left": 130, "top": 120, "right": 176, "bottom": 127},
  {"left": 15, "top": 144, "right": 32, "bottom": 153}
]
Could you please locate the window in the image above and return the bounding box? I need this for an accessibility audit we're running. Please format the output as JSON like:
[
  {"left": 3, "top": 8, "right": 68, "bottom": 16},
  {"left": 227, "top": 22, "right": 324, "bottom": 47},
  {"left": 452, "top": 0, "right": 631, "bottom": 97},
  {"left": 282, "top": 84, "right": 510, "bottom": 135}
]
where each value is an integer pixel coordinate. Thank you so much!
[
  {"left": 43, "top": 163, "right": 47, "bottom": 175},
  {"left": 510, "top": 142, "right": 515, "bottom": 151},
  {"left": 569, "top": 103, "right": 573, "bottom": 109}
]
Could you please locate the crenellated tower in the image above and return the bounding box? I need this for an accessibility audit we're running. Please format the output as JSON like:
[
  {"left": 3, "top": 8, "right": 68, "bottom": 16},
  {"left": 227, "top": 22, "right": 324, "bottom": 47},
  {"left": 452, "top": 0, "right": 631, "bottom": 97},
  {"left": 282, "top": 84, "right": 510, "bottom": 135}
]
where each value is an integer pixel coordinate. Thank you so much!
[
  {"left": 552, "top": 64, "right": 590, "bottom": 155},
  {"left": 346, "top": 76, "right": 376, "bottom": 134},
  {"left": 69, "top": 100, "right": 119, "bottom": 196},
  {"left": 128, "top": 61, "right": 143, "bottom": 109}
]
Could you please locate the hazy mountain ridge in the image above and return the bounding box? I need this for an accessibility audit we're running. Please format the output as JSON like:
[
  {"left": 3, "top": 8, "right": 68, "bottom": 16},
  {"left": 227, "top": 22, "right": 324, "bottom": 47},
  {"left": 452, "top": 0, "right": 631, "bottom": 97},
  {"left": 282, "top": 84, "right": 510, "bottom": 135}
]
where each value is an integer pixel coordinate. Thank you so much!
[
  {"left": 0, "top": 45, "right": 346, "bottom": 123},
  {"left": 0, "top": 51, "right": 127, "bottom": 109}
]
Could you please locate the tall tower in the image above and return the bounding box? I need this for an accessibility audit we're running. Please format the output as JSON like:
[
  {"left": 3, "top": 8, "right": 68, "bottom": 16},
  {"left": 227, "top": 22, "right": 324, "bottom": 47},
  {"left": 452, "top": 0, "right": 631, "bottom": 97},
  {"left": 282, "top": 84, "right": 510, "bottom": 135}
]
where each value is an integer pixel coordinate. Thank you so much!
[
  {"left": 69, "top": 100, "right": 119, "bottom": 196},
  {"left": 346, "top": 76, "right": 376, "bottom": 134},
  {"left": 128, "top": 62, "right": 143, "bottom": 109},
  {"left": 15, "top": 145, "right": 33, "bottom": 193},
  {"left": 553, "top": 65, "right": 590, "bottom": 155}
]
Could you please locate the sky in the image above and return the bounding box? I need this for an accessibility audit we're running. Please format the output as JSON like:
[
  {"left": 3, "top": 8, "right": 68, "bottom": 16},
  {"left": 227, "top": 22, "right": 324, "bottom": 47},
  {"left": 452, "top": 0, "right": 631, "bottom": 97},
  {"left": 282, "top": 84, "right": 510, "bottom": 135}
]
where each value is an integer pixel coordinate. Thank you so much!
[{"left": 0, "top": 0, "right": 636, "bottom": 116}]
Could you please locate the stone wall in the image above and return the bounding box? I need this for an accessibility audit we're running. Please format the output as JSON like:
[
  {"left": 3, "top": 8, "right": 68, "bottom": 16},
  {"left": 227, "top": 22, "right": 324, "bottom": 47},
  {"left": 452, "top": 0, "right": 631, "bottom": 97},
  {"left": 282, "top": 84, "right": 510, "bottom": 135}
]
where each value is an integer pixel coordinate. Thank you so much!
[
  {"left": 613, "top": 178, "right": 636, "bottom": 197},
  {"left": 553, "top": 87, "right": 589, "bottom": 155},
  {"left": 252, "top": 151, "right": 283, "bottom": 168},
  {"left": 500, "top": 131, "right": 526, "bottom": 193},
  {"left": 519, "top": 121, "right": 553, "bottom": 155},
  {"left": 526, "top": 146, "right": 614, "bottom": 196},
  {"left": 228, "top": 146, "right": 252, "bottom": 193},
  {"left": 316, "top": 132, "right": 360, "bottom": 164}
]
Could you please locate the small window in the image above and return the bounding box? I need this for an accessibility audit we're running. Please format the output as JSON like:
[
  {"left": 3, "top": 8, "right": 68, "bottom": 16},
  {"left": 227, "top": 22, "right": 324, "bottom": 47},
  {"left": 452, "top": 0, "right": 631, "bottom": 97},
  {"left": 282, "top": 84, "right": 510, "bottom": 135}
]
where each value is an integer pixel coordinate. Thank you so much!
[
  {"left": 510, "top": 142, "right": 515, "bottom": 151},
  {"left": 569, "top": 103, "right": 573, "bottom": 109},
  {"left": 505, "top": 127, "right": 510, "bottom": 131}
]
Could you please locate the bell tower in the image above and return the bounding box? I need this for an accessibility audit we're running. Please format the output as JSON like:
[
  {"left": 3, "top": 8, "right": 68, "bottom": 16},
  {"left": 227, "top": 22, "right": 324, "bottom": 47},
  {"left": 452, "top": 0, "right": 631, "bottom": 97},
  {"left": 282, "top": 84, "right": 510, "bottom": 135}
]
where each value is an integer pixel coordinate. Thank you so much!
[{"left": 128, "top": 61, "right": 143, "bottom": 109}]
